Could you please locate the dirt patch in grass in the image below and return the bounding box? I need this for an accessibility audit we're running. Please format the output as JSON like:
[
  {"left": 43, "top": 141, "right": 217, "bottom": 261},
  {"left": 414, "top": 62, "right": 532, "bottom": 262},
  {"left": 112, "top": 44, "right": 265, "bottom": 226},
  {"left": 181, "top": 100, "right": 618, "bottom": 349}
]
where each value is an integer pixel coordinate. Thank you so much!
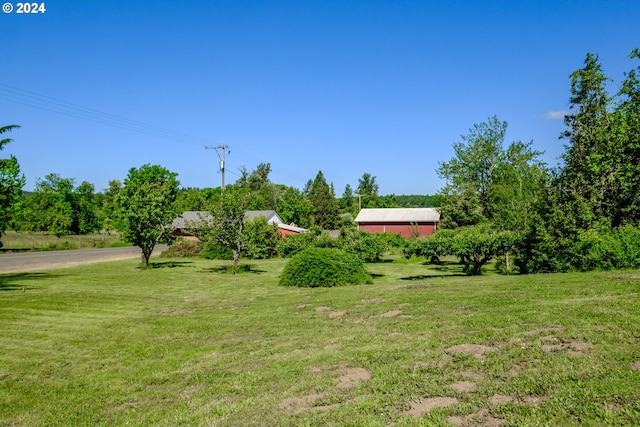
[
  {"left": 278, "top": 393, "right": 323, "bottom": 413},
  {"left": 489, "top": 394, "right": 514, "bottom": 405},
  {"left": 630, "top": 361, "right": 640, "bottom": 370},
  {"left": 488, "top": 393, "right": 543, "bottom": 406},
  {"left": 403, "top": 397, "right": 459, "bottom": 417},
  {"left": 448, "top": 380, "right": 477, "bottom": 392},
  {"left": 296, "top": 303, "right": 311, "bottom": 309},
  {"left": 379, "top": 310, "right": 402, "bottom": 318},
  {"left": 335, "top": 367, "right": 371, "bottom": 389},
  {"left": 445, "top": 344, "right": 498, "bottom": 359},
  {"left": 448, "top": 408, "right": 505, "bottom": 426},
  {"left": 328, "top": 310, "right": 346, "bottom": 319},
  {"left": 315, "top": 306, "right": 331, "bottom": 312},
  {"left": 540, "top": 337, "right": 592, "bottom": 355},
  {"left": 360, "top": 298, "right": 385, "bottom": 305},
  {"left": 522, "top": 325, "right": 565, "bottom": 336}
]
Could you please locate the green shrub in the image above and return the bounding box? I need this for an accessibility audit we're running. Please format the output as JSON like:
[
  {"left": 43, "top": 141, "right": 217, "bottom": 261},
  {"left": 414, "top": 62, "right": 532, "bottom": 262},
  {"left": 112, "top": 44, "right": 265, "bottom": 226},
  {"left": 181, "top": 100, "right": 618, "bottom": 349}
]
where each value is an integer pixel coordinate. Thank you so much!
[
  {"left": 276, "top": 233, "right": 316, "bottom": 258},
  {"left": 161, "top": 239, "right": 203, "bottom": 257},
  {"left": 279, "top": 247, "right": 372, "bottom": 287},
  {"left": 338, "top": 228, "right": 388, "bottom": 263},
  {"left": 201, "top": 241, "right": 233, "bottom": 260},
  {"left": 242, "top": 217, "right": 279, "bottom": 259},
  {"left": 276, "top": 231, "right": 338, "bottom": 258},
  {"left": 571, "top": 226, "right": 640, "bottom": 271}
]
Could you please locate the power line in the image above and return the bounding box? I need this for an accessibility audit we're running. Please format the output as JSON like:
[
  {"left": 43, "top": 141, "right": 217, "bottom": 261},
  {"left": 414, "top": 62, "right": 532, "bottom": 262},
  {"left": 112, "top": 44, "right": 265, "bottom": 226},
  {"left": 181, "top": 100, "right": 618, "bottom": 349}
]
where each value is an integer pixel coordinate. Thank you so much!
[{"left": 0, "top": 83, "right": 216, "bottom": 147}]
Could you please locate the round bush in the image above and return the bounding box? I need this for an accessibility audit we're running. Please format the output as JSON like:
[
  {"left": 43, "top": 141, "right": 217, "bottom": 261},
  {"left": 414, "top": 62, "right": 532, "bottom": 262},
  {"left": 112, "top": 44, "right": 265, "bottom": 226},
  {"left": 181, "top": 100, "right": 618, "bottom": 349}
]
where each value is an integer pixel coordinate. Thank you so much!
[{"left": 279, "top": 247, "right": 372, "bottom": 287}]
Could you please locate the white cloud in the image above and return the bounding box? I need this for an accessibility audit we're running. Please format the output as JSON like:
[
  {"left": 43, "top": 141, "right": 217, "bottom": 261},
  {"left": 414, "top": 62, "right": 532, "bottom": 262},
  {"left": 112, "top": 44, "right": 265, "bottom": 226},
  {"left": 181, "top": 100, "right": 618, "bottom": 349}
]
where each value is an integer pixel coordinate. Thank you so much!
[{"left": 545, "top": 110, "right": 568, "bottom": 120}]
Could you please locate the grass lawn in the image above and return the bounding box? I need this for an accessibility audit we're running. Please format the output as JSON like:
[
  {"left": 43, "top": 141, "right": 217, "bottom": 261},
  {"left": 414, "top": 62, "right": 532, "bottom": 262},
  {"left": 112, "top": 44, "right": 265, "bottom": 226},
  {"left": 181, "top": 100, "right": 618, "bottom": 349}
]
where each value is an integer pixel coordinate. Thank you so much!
[
  {"left": 1, "top": 230, "right": 125, "bottom": 250},
  {"left": 1, "top": 256, "right": 639, "bottom": 426}
]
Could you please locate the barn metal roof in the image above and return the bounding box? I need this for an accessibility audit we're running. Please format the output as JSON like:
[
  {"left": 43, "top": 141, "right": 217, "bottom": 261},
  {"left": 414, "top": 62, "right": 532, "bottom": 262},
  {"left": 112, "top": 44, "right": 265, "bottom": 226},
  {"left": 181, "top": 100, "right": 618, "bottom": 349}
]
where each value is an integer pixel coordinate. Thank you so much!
[{"left": 354, "top": 208, "right": 440, "bottom": 223}]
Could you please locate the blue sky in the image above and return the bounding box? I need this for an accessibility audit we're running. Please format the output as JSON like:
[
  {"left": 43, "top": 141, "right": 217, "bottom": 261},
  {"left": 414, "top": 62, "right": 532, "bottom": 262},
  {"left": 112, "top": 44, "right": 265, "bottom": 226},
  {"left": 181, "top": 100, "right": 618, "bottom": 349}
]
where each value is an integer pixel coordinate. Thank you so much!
[{"left": 2, "top": 0, "right": 639, "bottom": 195}]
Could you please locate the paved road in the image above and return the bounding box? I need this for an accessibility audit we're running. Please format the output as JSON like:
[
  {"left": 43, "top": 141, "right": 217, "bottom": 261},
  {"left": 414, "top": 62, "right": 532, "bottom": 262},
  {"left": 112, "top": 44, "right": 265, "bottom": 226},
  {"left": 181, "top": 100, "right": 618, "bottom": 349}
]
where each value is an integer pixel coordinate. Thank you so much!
[{"left": 0, "top": 245, "right": 167, "bottom": 274}]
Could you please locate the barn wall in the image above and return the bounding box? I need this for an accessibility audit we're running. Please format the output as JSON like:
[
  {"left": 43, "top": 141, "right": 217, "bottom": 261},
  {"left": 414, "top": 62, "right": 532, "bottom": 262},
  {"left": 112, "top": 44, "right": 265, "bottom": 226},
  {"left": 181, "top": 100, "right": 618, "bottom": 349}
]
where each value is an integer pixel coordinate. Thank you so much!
[
  {"left": 357, "top": 222, "right": 437, "bottom": 238},
  {"left": 278, "top": 228, "right": 300, "bottom": 238}
]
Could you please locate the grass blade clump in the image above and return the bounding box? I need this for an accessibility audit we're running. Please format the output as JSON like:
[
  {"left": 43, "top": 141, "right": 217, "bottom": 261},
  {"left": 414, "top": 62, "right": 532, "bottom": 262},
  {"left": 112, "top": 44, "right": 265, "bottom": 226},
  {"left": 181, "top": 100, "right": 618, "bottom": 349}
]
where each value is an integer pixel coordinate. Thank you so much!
[{"left": 279, "top": 247, "right": 372, "bottom": 287}]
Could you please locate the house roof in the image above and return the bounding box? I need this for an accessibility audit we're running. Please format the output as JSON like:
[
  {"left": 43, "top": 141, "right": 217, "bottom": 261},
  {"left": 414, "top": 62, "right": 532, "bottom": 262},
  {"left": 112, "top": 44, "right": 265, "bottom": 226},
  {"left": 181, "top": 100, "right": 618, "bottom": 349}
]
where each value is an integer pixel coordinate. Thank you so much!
[
  {"left": 277, "top": 223, "right": 308, "bottom": 233},
  {"left": 172, "top": 211, "right": 213, "bottom": 229},
  {"left": 172, "top": 210, "right": 285, "bottom": 229},
  {"left": 244, "top": 210, "right": 284, "bottom": 224},
  {"left": 354, "top": 208, "right": 440, "bottom": 223}
]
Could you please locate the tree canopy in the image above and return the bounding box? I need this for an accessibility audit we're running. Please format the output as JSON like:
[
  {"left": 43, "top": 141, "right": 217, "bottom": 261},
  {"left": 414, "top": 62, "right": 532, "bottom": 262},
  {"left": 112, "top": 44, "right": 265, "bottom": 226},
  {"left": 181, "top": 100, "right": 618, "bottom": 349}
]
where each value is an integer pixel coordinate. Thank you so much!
[
  {"left": 115, "top": 164, "right": 180, "bottom": 268},
  {"left": 0, "top": 124, "right": 25, "bottom": 236}
]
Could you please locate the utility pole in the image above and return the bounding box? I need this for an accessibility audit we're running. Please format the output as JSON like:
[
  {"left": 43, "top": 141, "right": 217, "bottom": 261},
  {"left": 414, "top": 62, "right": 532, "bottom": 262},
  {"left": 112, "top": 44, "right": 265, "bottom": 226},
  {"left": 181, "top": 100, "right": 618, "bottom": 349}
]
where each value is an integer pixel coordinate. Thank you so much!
[{"left": 205, "top": 145, "right": 229, "bottom": 191}]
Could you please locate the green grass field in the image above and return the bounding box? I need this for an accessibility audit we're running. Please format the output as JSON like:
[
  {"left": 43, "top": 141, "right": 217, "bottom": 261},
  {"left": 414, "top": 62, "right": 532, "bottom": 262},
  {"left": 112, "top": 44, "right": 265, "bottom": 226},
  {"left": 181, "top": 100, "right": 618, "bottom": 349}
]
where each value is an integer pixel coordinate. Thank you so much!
[
  {"left": 1, "top": 256, "right": 639, "bottom": 426},
  {"left": 1, "top": 230, "right": 125, "bottom": 250}
]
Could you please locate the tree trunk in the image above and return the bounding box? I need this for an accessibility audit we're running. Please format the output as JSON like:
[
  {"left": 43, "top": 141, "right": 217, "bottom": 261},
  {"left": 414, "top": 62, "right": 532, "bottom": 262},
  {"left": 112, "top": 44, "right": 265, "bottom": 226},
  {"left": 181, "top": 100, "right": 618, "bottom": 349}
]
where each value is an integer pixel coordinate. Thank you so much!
[
  {"left": 141, "top": 248, "right": 150, "bottom": 268},
  {"left": 232, "top": 249, "right": 240, "bottom": 273}
]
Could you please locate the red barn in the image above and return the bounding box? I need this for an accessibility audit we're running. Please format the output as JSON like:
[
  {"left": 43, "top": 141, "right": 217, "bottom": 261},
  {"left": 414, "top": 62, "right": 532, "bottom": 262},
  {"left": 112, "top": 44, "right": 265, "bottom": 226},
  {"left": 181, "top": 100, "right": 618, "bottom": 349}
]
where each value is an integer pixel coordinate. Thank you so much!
[{"left": 354, "top": 208, "right": 440, "bottom": 238}]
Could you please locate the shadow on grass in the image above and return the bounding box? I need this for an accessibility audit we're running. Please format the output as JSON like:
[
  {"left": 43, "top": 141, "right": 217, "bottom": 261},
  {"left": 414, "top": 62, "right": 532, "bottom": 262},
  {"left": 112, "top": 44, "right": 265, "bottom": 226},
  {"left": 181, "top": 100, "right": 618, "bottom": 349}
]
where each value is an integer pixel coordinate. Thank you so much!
[
  {"left": 400, "top": 261, "right": 469, "bottom": 280},
  {"left": 150, "top": 261, "right": 194, "bottom": 269},
  {"left": 0, "top": 272, "right": 50, "bottom": 291},
  {"left": 201, "top": 264, "right": 266, "bottom": 274},
  {"left": 370, "top": 273, "right": 385, "bottom": 279}
]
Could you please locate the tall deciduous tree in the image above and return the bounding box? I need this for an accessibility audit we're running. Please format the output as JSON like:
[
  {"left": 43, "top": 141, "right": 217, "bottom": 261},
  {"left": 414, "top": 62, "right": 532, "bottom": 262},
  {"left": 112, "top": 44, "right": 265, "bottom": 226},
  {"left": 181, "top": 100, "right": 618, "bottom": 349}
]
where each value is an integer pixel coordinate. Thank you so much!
[
  {"left": 115, "top": 164, "right": 179, "bottom": 268},
  {"left": 99, "top": 179, "right": 122, "bottom": 234},
  {"left": 0, "top": 124, "right": 25, "bottom": 237},
  {"left": 278, "top": 186, "right": 313, "bottom": 228},
  {"left": 22, "top": 174, "right": 99, "bottom": 236},
  {"left": 192, "top": 189, "right": 248, "bottom": 271},
  {"left": 437, "top": 116, "right": 545, "bottom": 230}
]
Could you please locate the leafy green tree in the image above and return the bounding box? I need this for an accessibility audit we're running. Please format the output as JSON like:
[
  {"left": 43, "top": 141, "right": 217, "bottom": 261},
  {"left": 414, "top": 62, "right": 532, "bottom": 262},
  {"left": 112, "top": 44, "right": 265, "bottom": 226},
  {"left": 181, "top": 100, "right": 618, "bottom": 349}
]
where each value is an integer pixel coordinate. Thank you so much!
[
  {"left": 395, "top": 194, "right": 442, "bottom": 208},
  {"left": 192, "top": 189, "right": 248, "bottom": 271},
  {"left": 74, "top": 181, "right": 100, "bottom": 234},
  {"left": 175, "top": 187, "right": 222, "bottom": 212},
  {"left": 115, "top": 164, "right": 180, "bottom": 268},
  {"left": 277, "top": 186, "right": 313, "bottom": 228},
  {"left": 437, "top": 116, "right": 545, "bottom": 230},
  {"left": 307, "top": 170, "right": 339, "bottom": 230},
  {"left": 404, "top": 224, "right": 519, "bottom": 275},
  {"left": 234, "top": 162, "right": 279, "bottom": 210},
  {"left": 357, "top": 172, "right": 380, "bottom": 208},
  {"left": 242, "top": 215, "right": 279, "bottom": 259},
  {"left": 338, "top": 228, "right": 388, "bottom": 263},
  {"left": 0, "top": 124, "right": 25, "bottom": 237},
  {"left": 21, "top": 174, "right": 100, "bottom": 236},
  {"left": 98, "top": 180, "right": 122, "bottom": 234}
]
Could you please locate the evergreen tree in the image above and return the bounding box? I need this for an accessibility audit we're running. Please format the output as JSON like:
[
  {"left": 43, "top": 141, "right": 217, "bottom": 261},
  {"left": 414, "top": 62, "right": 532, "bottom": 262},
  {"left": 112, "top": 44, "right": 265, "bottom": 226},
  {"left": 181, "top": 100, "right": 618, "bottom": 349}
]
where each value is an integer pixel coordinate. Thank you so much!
[{"left": 307, "top": 171, "right": 339, "bottom": 230}]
